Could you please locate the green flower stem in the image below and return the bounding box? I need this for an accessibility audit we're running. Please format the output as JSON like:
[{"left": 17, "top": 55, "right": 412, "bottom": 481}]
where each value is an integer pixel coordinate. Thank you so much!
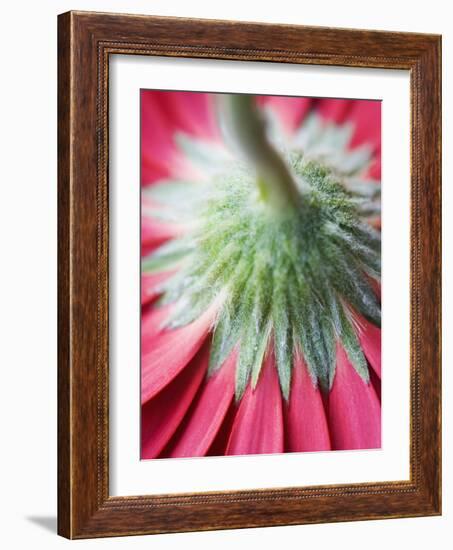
[{"left": 218, "top": 94, "right": 300, "bottom": 211}]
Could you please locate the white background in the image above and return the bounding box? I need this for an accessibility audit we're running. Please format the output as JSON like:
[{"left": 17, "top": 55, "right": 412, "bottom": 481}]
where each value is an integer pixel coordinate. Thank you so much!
[{"left": 0, "top": 0, "right": 450, "bottom": 548}]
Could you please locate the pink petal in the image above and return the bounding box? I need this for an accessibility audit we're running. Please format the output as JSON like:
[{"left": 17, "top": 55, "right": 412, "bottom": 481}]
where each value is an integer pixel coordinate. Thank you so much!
[
  {"left": 141, "top": 303, "right": 175, "bottom": 353},
  {"left": 347, "top": 100, "right": 381, "bottom": 152},
  {"left": 141, "top": 341, "right": 210, "bottom": 459},
  {"left": 141, "top": 271, "right": 175, "bottom": 306},
  {"left": 165, "top": 350, "right": 237, "bottom": 458},
  {"left": 141, "top": 304, "right": 217, "bottom": 404},
  {"left": 328, "top": 345, "right": 381, "bottom": 450},
  {"left": 141, "top": 91, "right": 179, "bottom": 184},
  {"left": 155, "top": 91, "right": 220, "bottom": 140},
  {"left": 141, "top": 216, "right": 184, "bottom": 250},
  {"left": 357, "top": 317, "right": 381, "bottom": 377},
  {"left": 367, "top": 151, "right": 381, "bottom": 179},
  {"left": 316, "top": 98, "right": 381, "bottom": 166},
  {"left": 141, "top": 91, "right": 193, "bottom": 184},
  {"left": 141, "top": 196, "right": 190, "bottom": 256},
  {"left": 226, "top": 349, "right": 284, "bottom": 456},
  {"left": 141, "top": 221, "right": 188, "bottom": 258},
  {"left": 369, "top": 367, "right": 381, "bottom": 403},
  {"left": 205, "top": 401, "right": 238, "bottom": 457},
  {"left": 316, "top": 98, "right": 354, "bottom": 124},
  {"left": 367, "top": 275, "right": 381, "bottom": 301},
  {"left": 285, "top": 352, "right": 331, "bottom": 452},
  {"left": 258, "top": 95, "right": 313, "bottom": 134}
]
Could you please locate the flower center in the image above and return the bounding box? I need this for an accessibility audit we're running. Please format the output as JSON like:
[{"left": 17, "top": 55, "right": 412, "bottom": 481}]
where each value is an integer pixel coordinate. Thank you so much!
[{"left": 142, "top": 100, "right": 381, "bottom": 400}]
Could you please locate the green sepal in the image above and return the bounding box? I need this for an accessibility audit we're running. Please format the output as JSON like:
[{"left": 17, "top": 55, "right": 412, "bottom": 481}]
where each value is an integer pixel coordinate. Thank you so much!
[
  {"left": 291, "top": 113, "right": 324, "bottom": 151},
  {"left": 207, "top": 258, "right": 254, "bottom": 375},
  {"left": 335, "top": 145, "right": 372, "bottom": 176},
  {"left": 208, "top": 307, "right": 237, "bottom": 376},
  {"left": 329, "top": 229, "right": 381, "bottom": 280},
  {"left": 163, "top": 291, "right": 212, "bottom": 329},
  {"left": 272, "top": 289, "right": 293, "bottom": 401},
  {"left": 356, "top": 199, "right": 381, "bottom": 219},
  {"left": 345, "top": 179, "right": 381, "bottom": 199},
  {"left": 250, "top": 320, "right": 272, "bottom": 388},
  {"left": 142, "top": 180, "right": 202, "bottom": 206},
  {"left": 142, "top": 239, "right": 192, "bottom": 273},
  {"left": 175, "top": 133, "right": 230, "bottom": 171},
  {"left": 322, "top": 241, "right": 381, "bottom": 327},
  {"left": 289, "top": 281, "right": 335, "bottom": 392},
  {"left": 235, "top": 301, "right": 271, "bottom": 400},
  {"left": 338, "top": 309, "right": 370, "bottom": 384},
  {"left": 236, "top": 324, "right": 259, "bottom": 401}
]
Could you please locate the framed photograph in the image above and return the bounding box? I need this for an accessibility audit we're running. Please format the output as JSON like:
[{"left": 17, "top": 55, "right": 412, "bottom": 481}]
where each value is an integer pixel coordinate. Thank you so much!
[{"left": 58, "top": 11, "right": 441, "bottom": 539}]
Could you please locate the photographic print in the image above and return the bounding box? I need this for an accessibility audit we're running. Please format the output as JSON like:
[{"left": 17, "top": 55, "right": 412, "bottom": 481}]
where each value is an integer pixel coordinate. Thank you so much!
[{"left": 140, "top": 91, "right": 381, "bottom": 460}]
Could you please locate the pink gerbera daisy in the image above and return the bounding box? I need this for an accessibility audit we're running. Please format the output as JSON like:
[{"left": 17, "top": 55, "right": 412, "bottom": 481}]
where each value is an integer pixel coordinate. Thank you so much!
[{"left": 140, "top": 90, "right": 381, "bottom": 459}]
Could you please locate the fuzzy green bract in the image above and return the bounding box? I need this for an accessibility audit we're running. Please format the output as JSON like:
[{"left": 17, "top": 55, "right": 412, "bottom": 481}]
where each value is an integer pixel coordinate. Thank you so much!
[{"left": 142, "top": 113, "right": 381, "bottom": 401}]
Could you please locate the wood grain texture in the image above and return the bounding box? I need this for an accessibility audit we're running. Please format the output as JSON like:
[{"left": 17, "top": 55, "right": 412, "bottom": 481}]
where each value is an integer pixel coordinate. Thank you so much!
[{"left": 57, "top": 10, "right": 442, "bottom": 539}]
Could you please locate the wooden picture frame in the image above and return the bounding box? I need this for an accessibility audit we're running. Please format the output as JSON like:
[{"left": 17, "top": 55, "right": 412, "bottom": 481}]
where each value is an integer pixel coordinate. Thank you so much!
[{"left": 58, "top": 10, "right": 441, "bottom": 539}]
